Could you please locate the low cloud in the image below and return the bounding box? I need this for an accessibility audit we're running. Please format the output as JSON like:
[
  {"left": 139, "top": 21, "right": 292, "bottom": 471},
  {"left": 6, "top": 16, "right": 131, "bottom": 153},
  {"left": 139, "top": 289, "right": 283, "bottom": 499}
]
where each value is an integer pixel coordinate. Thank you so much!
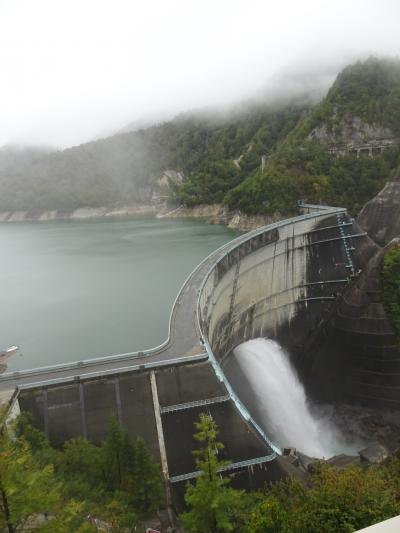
[{"left": 0, "top": 0, "right": 399, "bottom": 148}]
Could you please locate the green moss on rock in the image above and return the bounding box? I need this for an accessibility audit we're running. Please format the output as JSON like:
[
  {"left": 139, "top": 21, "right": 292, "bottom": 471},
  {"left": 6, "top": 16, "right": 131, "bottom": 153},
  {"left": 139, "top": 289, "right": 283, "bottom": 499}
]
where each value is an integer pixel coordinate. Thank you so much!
[{"left": 382, "top": 244, "right": 400, "bottom": 335}]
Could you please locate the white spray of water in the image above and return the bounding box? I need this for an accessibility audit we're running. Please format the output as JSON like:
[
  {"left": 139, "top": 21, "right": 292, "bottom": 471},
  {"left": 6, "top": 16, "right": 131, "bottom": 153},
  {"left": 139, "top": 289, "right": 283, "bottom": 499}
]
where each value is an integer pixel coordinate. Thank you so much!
[{"left": 233, "top": 338, "right": 356, "bottom": 458}]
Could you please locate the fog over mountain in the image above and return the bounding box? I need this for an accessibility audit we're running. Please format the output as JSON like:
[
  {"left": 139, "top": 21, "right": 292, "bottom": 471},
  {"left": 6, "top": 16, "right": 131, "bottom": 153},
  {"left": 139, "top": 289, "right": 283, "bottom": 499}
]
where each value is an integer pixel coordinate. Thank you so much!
[
  {"left": 0, "top": 0, "right": 399, "bottom": 148},
  {"left": 0, "top": 55, "right": 399, "bottom": 218}
]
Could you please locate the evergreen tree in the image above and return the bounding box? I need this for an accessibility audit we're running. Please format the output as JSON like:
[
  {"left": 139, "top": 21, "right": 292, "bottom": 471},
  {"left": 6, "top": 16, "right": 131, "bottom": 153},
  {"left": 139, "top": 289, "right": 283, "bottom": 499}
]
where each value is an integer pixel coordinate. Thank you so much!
[
  {"left": 119, "top": 432, "right": 136, "bottom": 493},
  {"left": 131, "top": 437, "right": 163, "bottom": 518},
  {"left": 181, "top": 413, "right": 243, "bottom": 533},
  {"left": 57, "top": 436, "right": 104, "bottom": 505},
  {"left": 101, "top": 417, "right": 124, "bottom": 491},
  {"left": 100, "top": 417, "right": 162, "bottom": 518}
]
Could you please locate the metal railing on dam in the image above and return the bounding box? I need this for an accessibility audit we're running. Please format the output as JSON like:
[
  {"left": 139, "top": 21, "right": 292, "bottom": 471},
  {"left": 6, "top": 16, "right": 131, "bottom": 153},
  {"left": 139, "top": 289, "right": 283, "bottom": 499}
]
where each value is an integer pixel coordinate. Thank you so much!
[
  {"left": 198, "top": 206, "right": 370, "bottom": 360},
  {"left": 0, "top": 204, "right": 372, "bottom": 497}
]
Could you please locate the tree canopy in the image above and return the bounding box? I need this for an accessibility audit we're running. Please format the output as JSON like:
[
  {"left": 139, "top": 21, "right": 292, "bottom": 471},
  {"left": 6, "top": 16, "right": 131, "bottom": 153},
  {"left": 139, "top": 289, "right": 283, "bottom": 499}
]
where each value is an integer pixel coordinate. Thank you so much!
[
  {"left": 182, "top": 414, "right": 400, "bottom": 533},
  {"left": 6, "top": 413, "right": 163, "bottom": 532}
]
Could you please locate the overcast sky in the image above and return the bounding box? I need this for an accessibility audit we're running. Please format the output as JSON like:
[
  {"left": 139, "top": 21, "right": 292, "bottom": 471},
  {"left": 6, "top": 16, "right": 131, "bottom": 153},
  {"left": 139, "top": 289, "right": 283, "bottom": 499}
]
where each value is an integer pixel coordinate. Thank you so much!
[{"left": 0, "top": 0, "right": 399, "bottom": 149}]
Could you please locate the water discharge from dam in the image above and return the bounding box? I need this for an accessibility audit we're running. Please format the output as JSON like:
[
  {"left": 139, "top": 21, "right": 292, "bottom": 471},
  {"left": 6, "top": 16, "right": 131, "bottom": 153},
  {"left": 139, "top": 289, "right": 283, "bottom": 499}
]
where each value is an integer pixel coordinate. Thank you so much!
[{"left": 234, "top": 338, "right": 357, "bottom": 458}]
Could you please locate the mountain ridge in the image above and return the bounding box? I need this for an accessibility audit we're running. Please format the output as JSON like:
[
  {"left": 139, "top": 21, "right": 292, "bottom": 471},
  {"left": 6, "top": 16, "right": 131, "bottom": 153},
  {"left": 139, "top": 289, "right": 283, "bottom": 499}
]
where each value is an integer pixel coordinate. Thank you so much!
[{"left": 1, "top": 57, "right": 399, "bottom": 217}]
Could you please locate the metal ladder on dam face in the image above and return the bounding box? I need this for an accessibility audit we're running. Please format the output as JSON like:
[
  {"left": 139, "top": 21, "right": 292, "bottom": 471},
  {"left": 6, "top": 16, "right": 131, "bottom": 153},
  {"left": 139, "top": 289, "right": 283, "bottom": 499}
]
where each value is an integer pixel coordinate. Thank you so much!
[{"left": 336, "top": 212, "right": 356, "bottom": 276}]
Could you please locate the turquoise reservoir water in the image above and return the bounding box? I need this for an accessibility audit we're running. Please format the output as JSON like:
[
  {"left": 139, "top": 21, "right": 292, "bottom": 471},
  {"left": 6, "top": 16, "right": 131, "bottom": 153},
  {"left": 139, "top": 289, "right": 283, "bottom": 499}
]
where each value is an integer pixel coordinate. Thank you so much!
[{"left": 1, "top": 218, "right": 240, "bottom": 371}]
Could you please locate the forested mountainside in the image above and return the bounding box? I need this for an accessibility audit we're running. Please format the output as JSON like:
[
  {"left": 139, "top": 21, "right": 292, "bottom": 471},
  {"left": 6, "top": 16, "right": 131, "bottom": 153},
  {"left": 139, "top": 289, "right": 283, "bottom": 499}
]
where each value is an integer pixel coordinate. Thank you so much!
[
  {"left": 0, "top": 145, "right": 52, "bottom": 175},
  {"left": 0, "top": 100, "right": 309, "bottom": 212},
  {"left": 1, "top": 57, "right": 400, "bottom": 216},
  {"left": 223, "top": 57, "right": 400, "bottom": 215},
  {"left": 143, "top": 101, "right": 309, "bottom": 205},
  {"left": 0, "top": 134, "right": 157, "bottom": 211}
]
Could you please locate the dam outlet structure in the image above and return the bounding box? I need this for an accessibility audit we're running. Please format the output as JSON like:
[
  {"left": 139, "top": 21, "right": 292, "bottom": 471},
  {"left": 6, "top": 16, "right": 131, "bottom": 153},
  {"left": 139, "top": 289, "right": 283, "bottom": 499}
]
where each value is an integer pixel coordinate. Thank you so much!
[{"left": 0, "top": 203, "right": 377, "bottom": 507}]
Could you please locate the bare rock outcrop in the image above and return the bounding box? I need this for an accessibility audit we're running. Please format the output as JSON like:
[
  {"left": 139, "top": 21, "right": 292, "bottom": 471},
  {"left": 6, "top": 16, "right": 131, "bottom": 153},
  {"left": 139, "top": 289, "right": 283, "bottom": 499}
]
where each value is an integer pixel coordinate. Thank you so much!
[
  {"left": 308, "top": 116, "right": 394, "bottom": 144},
  {"left": 358, "top": 177, "right": 400, "bottom": 246},
  {"left": 162, "top": 203, "right": 280, "bottom": 231}
]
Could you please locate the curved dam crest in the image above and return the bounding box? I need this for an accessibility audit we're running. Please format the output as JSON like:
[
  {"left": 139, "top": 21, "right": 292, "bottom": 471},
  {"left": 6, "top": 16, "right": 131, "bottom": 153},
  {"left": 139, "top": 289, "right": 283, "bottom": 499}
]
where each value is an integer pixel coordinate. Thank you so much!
[{"left": 0, "top": 204, "right": 374, "bottom": 501}]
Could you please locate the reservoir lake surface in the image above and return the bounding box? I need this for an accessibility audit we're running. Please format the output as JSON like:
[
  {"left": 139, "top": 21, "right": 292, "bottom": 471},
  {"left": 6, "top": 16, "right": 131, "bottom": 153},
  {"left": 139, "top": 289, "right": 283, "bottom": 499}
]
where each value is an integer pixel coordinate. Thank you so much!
[{"left": 1, "top": 217, "right": 240, "bottom": 372}]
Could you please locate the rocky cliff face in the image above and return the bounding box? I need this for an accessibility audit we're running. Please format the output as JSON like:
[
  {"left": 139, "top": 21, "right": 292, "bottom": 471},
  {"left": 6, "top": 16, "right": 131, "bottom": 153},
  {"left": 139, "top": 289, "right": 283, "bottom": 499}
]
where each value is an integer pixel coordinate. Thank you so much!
[
  {"left": 303, "top": 179, "right": 400, "bottom": 410},
  {"left": 163, "top": 203, "right": 280, "bottom": 231},
  {"left": 358, "top": 177, "right": 400, "bottom": 246},
  {"left": 308, "top": 116, "right": 395, "bottom": 145}
]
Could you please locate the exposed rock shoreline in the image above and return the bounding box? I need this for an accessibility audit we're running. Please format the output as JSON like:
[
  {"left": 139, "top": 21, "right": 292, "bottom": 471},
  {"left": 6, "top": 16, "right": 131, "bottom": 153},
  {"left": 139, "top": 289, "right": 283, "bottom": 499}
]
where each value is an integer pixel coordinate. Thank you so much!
[
  {"left": 0, "top": 203, "right": 278, "bottom": 231},
  {"left": 161, "top": 203, "right": 279, "bottom": 231}
]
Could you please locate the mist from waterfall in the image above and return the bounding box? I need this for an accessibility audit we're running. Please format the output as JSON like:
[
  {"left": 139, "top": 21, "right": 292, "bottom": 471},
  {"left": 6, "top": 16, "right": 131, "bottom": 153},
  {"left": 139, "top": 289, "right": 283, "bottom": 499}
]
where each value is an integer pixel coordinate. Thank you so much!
[{"left": 233, "top": 338, "right": 357, "bottom": 458}]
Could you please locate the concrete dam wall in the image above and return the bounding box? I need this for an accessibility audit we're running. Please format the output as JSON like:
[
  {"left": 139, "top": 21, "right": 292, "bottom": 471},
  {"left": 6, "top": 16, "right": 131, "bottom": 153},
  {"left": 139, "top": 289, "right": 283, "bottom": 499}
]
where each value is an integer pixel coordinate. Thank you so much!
[
  {"left": 198, "top": 207, "right": 373, "bottom": 362},
  {"left": 196, "top": 207, "right": 376, "bottom": 438},
  {"left": 1, "top": 205, "right": 377, "bottom": 505}
]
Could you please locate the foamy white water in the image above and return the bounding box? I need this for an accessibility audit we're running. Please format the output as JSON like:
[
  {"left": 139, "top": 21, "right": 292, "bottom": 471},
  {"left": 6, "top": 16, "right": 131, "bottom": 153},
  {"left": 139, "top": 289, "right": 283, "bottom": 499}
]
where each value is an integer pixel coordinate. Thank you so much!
[{"left": 233, "top": 338, "right": 355, "bottom": 458}]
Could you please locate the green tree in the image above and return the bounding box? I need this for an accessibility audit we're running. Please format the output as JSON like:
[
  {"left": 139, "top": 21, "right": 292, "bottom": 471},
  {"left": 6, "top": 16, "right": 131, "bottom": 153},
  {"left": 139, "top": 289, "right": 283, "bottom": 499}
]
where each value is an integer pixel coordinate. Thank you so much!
[
  {"left": 245, "top": 496, "right": 288, "bottom": 533},
  {"left": 99, "top": 417, "right": 162, "bottom": 518},
  {"left": 57, "top": 437, "right": 104, "bottom": 506},
  {"left": 16, "top": 413, "right": 161, "bottom": 529},
  {"left": 37, "top": 500, "right": 95, "bottom": 533},
  {"left": 101, "top": 417, "right": 125, "bottom": 491},
  {"left": 103, "top": 492, "right": 139, "bottom": 532},
  {"left": 246, "top": 462, "right": 400, "bottom": 533},
  {"left": 61, "top": 437, "right": 102, "bottom": 482},
  {"left": 0, "top": 414, "right": 60, "bottom": 532},
  {"left": 131, "top": 437, "right": 163, "bottom": 518},
  {"left": 181, "top": 413, "right": 244, "bottom": 533},
  {"left": 100, "top": 417, "right": 162, "bottom": 518}
]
